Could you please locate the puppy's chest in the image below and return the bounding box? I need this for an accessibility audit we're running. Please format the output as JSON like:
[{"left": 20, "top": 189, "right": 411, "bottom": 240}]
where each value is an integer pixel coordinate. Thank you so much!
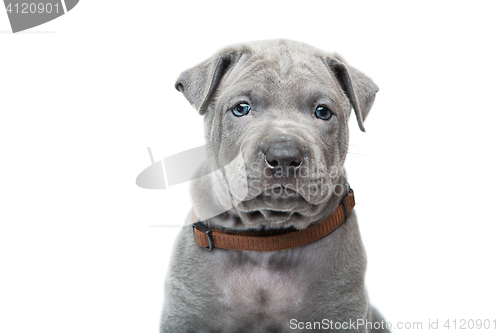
[
  {"left": 211, "top": 256, "right": 310, "bottom": 327},
  {"left": 218, "top": 267, "right": 304, "bottom": 306}
]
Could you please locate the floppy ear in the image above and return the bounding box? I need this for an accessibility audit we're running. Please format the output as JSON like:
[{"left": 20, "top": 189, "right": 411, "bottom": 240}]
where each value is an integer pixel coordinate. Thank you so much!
[
  {"left": 175, "top": 53, "right": 236, "bottom": 115},
  {"left": 323, "top": 55, "right": 379, "bottom": 132}
]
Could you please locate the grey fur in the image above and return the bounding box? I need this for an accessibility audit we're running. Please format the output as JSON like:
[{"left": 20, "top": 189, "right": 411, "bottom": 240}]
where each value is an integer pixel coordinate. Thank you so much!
[{"left": 161, "top": 40, "right": 388, "bottom": 332}]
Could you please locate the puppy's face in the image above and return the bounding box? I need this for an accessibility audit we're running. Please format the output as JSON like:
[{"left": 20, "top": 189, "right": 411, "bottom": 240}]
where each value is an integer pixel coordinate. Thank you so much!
[
  {"left": 176, "top": 40, "right": 377, "bottom": 229},
  {"left": 214, "top": 53, "right": 350, "bottom": 229}
]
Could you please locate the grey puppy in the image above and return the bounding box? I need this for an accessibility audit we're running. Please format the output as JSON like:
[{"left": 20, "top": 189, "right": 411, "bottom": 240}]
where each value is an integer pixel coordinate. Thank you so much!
[{"left": 161, "top": 40, "right": 388, "bottom": 333}]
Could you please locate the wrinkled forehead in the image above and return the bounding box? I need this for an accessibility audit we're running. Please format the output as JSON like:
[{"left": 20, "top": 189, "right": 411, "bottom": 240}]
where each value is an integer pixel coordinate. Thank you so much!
[{"left": 218, "top": 51, "right": 343, "bottom": 108}]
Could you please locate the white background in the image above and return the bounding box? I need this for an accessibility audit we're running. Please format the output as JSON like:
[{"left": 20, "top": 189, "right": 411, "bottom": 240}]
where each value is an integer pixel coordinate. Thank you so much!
[{"left": 1, "top": 1, "right": 499, "bottom": 332}]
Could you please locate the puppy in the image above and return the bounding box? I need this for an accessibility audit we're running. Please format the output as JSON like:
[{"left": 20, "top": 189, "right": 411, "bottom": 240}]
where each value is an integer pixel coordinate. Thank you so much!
[{"left": 161, "top": 39, "right": 388, "bottom": 333}]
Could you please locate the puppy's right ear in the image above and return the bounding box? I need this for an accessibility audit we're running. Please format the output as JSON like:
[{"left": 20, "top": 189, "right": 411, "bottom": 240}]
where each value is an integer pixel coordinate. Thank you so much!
[{"left": 175, "top": 53, "right": 236, "bottom": 115}]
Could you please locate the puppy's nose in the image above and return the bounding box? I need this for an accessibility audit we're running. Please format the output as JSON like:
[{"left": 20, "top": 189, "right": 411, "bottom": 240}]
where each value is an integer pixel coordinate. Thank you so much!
[{"left": 264, "top": 141, "right": 303, "bottom": 170}]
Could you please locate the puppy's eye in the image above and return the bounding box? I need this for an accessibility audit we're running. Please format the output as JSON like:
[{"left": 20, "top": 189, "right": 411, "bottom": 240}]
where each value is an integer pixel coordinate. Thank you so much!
[
  {"left": 231, "top": 103, "right": 251, "bottom": 117},
  {"left": 314, "top": 106, "right": 333, "bottom": 120}
]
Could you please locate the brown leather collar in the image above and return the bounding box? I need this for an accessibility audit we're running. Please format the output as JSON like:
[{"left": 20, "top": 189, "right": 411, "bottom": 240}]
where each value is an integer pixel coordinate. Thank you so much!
[{"left": 192, "top": 189, "right": 355, "bottom": 251}]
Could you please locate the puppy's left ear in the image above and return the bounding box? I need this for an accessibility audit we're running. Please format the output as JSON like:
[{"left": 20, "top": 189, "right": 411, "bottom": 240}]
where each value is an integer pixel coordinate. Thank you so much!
[
  {"left": 175, "top": 52, "right": 237, "bottom": 115},
  {"left": 323, "top": 55, "right": 379, "bottom": 132}
]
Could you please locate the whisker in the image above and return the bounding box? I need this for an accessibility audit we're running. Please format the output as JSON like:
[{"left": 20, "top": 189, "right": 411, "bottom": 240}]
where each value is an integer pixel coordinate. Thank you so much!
[{"left": 347, "top": 152, "right": 369, "bottom": 157}]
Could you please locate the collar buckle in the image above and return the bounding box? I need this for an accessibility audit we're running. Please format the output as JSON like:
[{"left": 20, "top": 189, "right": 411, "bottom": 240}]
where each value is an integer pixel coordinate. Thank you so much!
[
  {"left": 341, "top": 185, "right": 352, "bottom": 218},
  {"left": 192, "top": 222, "right": 214, "bottom": 250}
]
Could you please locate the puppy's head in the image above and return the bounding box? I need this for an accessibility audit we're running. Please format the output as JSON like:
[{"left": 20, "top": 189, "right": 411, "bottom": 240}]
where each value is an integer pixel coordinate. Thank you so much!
[{"left": 176, "top": 40, "right": 378, "bottom": 229}]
